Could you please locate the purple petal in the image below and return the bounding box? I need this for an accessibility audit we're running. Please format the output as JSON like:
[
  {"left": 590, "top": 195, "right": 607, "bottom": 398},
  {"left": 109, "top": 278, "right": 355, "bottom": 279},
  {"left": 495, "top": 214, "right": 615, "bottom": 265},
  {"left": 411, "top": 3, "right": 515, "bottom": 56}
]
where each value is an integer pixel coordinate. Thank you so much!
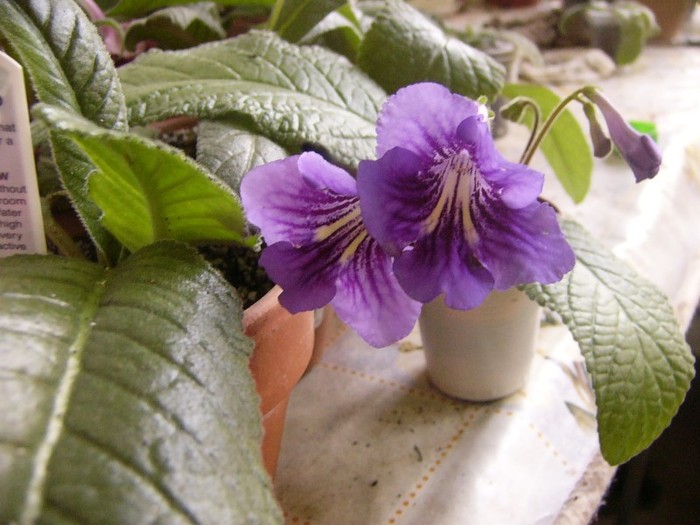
[
  {"left": 241, "top": 152, "right": 358, "bottom": 245},
  {"left": 393, "top": 224, "right": 495, "bottom": 310},
  {"left": 375, "top": 82, "right": 482, "bottom": 162},
  {"left": 261, "top": 241, "right": 338, "bottom": 312},
  {"left": 332, "top": 238, "right": 422, "bottom": 347},
  {"left": 456, "top": 116, "right": 544, "bottom": 209},
  {"left": 589, "top": 91, "right": 662, "bottom": 182},
  {"left": 357, "top": 148, "right": 426, "bottom": 255},
  {"left": 297, "top": 151, "right": 358, "bottom": 195},
  {"left": 473, "top": 197, "right": 575, "bottom": 290}
]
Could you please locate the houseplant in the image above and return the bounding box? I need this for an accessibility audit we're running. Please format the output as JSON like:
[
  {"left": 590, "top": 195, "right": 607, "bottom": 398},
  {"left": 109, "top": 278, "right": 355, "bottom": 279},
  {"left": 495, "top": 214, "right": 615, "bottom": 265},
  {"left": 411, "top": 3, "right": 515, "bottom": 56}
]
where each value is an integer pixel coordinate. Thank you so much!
[
  {"left": 558, "top": 0, "right": 659, "bottom": 64},
  {"left": 0, "top": 0, "right": 694, "bottom": 523}
]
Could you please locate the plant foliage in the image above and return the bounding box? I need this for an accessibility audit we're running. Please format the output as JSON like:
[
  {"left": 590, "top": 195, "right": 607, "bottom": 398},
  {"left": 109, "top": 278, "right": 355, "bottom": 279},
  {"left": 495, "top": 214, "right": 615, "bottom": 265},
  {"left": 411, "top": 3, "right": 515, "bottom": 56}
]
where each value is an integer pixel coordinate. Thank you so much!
[{"left": 0, "top": 0, "right": 694, "bottom": 521}]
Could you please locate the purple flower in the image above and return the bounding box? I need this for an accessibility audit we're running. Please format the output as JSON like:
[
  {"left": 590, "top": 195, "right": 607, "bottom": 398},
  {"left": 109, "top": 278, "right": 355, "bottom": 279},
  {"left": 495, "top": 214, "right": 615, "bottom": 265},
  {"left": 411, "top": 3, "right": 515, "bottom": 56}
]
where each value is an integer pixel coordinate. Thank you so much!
[
  {"left": 240, "top": 152, "right": 421, "bottom": 347},
  {"left": 357, "top": 83, "right": 575, "bottom": 310},
  {"left": 587, "top": 90, "right": 662, "bottom": 182}
]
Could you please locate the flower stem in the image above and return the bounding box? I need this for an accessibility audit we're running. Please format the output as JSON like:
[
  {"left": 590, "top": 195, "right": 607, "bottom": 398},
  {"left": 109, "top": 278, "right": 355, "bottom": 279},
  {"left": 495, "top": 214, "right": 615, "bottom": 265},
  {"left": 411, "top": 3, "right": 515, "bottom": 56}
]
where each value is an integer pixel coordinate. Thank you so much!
[
  {"left": 520, "top": 88, "right": 587, "bottom": 166},
  {"left": 517, "top": 100, "right": 542, "bottom": 164}
]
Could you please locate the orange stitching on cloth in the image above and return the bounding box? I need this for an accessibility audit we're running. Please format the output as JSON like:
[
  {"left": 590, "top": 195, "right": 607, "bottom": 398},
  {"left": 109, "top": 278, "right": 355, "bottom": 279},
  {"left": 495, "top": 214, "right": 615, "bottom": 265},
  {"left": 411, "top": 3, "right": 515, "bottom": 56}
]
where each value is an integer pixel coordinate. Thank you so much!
[
  {"left": 319, "top": 361, "right": 462, "bottom": 404},
  {"left": 527, "top": 421, "right": 569, "bottom": 468},
  {"left": 386, "top": 408, "right": 481, "bottom": 524}
]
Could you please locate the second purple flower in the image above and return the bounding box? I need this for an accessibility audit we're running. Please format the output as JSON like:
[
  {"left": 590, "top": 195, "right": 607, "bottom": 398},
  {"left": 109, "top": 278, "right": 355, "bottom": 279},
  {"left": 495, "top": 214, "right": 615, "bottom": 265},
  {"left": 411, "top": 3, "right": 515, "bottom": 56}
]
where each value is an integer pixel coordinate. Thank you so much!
[{"left": 357, "top": 83, "right": 576, "bottom": 310}]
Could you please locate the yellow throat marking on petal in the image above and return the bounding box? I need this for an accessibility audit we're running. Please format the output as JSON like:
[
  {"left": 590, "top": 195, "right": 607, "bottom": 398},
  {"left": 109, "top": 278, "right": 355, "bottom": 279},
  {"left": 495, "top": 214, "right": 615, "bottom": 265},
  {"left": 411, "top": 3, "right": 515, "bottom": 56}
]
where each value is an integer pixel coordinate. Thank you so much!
[
  {"left": 314, "top": 205, "right": 362, "bottom": 241},
  {"left": 340, "top": 230, "right": 368, "bottom": 263},
  {"left": 425, "top": 151, "right": 478, "bottom": 243}
]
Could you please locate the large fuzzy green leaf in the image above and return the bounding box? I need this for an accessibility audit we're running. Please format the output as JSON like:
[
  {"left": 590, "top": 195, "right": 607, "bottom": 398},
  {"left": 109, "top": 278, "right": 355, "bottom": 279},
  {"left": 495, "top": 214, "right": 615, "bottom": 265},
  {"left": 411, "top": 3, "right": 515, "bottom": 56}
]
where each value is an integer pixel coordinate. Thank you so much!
[
  {"left": 268, "top": 0, "right": 346, "bottom": 43},
  {"left": 357, "top": 0, "right": 505, "bottom": 99},
  {"left": 197, "top": 119, "right": 289, "bottom": 193},
  {"left": 502, "top": 83, "right": 592, "bottom": 204},
  {"left": 120, "top": 30, "right": 386, "bottom": 168},
  {"left": 0, "top": 0, "right": 128, "bottom": 263},
  {"left": 0, "top": 241, "right": 283, "bottom": 524},
  {"left": 522, "top": 220, "right": 695, "bottom": 465},
  {"left": 35, "top": 105, "right": 257, "bottom": 252}
]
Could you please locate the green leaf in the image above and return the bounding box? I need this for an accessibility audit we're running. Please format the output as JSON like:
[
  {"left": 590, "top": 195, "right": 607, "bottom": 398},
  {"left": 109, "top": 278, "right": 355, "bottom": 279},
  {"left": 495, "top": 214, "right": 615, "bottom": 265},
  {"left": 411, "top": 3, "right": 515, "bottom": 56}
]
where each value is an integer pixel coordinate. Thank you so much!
[
  {"left": 124, "top": 3, "right": 226, "bottom": 51},
  {"left": 357, "top": 0, "right": 505, "bottom": 99},
  {"left": 268, "top": 0, "right": 346, "bottom": 42},
  {"left": 502, "top": 83, "right": 592, "bottom": 203},
  {"left": 120, "top": 30, "right": 385, "bottom": 167},
  {"left": 0, "top": 0, "right": 129, "bottom": 264},
  {"left": 35, "top": 105, "right": 257, "bottom": 252},
  {"left": 298, "top": 6, "right": 364, "bottom": 61},
  {"left": 197, "top": 119, "right": 290, "bottom": 193},
  {"left": 109, "top": 0, "right": 275, "bottom": 18},
  {"left": 0, "top": 241, "right": 283, "bottom": 524},
  {"left": 522, "top": 220, "right": 695, "bottom": 465}
]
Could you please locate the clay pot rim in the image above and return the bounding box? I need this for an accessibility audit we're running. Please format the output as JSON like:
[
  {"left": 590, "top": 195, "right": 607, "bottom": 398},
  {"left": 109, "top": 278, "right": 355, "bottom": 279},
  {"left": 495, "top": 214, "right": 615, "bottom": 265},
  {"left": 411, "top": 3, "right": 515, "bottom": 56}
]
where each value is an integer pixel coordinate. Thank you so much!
[{"left": 243, "top": 285, "right": 288, "bottom": 336}]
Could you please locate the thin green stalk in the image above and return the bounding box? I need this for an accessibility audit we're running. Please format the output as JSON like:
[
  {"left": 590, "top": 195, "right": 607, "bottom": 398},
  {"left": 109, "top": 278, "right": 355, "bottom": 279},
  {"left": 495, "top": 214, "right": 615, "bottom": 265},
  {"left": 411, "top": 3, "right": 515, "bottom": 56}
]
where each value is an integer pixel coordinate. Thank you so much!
[
  {"left": 516, "top": 100, "right": 542, "bottom": 165},
  {"left": 520, "top": 88, "right": 586, "bottom": 166},
  {"left": 267, "top": 0, "right": 285, "bottom": 30}
]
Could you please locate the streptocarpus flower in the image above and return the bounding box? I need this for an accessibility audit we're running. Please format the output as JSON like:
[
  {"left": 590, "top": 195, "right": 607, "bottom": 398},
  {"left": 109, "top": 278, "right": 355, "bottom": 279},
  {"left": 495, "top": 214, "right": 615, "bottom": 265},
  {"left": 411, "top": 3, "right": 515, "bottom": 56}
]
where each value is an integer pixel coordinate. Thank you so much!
[
  {"left": 240, "top": 152, "right": 421, "bottom": 347},
  {"left": 585, "top": 89, "right": 662, "bottom": 182},
  {"left": 357, "top": 83, "right": 575, "bottom": 310}
]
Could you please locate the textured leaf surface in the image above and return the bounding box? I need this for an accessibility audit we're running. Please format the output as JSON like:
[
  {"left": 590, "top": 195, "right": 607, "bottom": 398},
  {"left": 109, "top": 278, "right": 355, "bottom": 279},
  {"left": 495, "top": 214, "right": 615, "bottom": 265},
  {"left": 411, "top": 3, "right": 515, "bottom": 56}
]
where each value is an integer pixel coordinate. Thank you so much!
[
  {"left": 357, "top": 0, "right": 505, "bottom": 98},
  {"left": 197, "top": 119, "right": 289, "bottom": 193},
  {"left": 0, "top": 242, "right": 282, "bottom": 524},
  {"left": 35, "top": 105, "right": 256, "bottom": 252},
  {"left": 124, "top": 3, "right": 226, "bottom": 51},
  {"left": 502, "top": 83, "right": 592, "bottom": 203},
  {"left": 522, "top": 220, "right": 695, "bottom": 464},
  {"left": 109, "top": 0, "right": 275, "bottom": 18},
  {"left": 268, "top": 0, "right": 346, "bottom": 43},
  {"left": 120, "top": 30, "right": 385, "bottom": 167},
  {"left": 0, "top": 0, "right": 128, "bottom": 263}
]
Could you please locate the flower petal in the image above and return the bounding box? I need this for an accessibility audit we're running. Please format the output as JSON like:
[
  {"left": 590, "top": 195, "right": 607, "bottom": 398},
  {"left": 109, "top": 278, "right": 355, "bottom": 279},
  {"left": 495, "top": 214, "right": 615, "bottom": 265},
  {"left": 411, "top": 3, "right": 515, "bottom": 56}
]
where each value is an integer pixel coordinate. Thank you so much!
[
  {"left": 261, "top": 241, "right": 338, "bottom": 312},
  {"left": 375, "top": 82, "right": 482, "bottom": 161},
  {"left": 332, "top": 238, "right": 421, "bottom": 347},
  {"left": 297, "top": 151, "right": 358, "bottom": 195},
  {"left": 241, "top": 152, "right": 358, "bottom": 245},
  {"left": 589, "top": 90, "right": 662, "bottom": 182},
  {"left": 456, "top": 116, "right": 544, "bottom": 209},
  {"left": 357, "top": 148, "right": 426, "bottom": 255},
  {"left": 393, "top": 225, "right": 495, "bottom": 310},
  {"left": 473, "top": 197, "right": 575, "bottom": 290}
]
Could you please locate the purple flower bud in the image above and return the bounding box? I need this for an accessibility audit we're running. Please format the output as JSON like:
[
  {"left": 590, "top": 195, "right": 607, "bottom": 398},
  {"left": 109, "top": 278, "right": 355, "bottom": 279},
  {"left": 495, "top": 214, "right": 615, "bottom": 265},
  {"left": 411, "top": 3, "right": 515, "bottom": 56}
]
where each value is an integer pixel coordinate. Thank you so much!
[{"left": 587, "top": 90, "right": 662, "bottom": 182}]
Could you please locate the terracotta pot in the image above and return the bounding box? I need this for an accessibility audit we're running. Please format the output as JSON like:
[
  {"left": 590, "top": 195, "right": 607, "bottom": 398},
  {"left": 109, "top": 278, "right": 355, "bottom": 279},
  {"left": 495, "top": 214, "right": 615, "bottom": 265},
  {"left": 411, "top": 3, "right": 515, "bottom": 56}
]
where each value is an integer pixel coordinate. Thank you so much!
[
  {"left": 244, "top": 285, "right": 314, "bottom": 478},
  {"left": 635, "top": 0, "right": 694, "bottom": 43},
  {"left": 308, "top": 306, "right": 343, "bottom": 373},
  {"left": 419, "top": 288, "right": 541, "bottom": 401}
]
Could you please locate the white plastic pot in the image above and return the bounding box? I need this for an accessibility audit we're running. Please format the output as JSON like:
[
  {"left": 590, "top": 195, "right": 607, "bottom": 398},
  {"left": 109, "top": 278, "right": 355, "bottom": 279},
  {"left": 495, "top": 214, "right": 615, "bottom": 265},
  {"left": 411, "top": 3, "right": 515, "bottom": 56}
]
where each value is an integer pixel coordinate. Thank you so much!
[{"left": 419, "top": 288, "right": 541, "bottom": 401}]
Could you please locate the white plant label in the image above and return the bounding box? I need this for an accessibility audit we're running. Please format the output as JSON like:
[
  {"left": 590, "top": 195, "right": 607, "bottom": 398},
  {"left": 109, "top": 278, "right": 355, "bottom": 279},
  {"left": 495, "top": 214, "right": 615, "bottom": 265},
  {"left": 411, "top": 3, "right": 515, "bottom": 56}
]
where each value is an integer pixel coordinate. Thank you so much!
[{"left": 0, "top": 51, "right": 46, "bottom": 256}]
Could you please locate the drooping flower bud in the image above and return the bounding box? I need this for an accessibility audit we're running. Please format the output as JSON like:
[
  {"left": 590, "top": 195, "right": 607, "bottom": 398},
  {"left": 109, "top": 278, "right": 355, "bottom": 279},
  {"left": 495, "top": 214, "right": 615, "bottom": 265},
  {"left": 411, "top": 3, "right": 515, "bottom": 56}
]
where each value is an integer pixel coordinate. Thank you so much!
[
  {"left": 582, "top": 101, "right": 612, "bottom": 158},
  {"left": 584, "top": 88, "right": 661, "bottom": 182}
]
